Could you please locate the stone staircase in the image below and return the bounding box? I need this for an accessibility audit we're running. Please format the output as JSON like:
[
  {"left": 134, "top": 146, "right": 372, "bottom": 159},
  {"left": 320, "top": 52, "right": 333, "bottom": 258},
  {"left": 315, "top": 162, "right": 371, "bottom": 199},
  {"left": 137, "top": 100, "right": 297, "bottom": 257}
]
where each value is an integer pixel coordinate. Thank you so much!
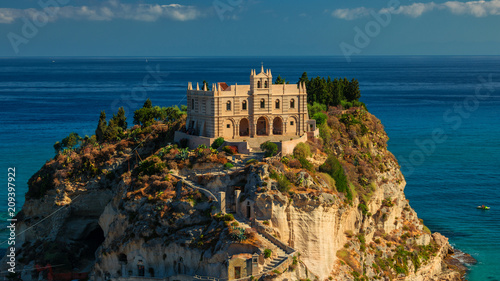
[
  {"left": 233, "top": 216, "right": 289, "bottom": 274},
  {"left": 175, "top": 171, "right": 295, "bottom": 279}
]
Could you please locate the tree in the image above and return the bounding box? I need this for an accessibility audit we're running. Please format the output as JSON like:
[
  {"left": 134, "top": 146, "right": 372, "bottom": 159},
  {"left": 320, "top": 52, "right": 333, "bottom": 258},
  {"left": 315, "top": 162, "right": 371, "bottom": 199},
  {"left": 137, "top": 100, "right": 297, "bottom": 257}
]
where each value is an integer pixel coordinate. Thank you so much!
[
  {"left": 312, "top": 112, "right": 328, "bottom": 125},
  {"left": 298, "top": 72, "right": 308, "bottom": 86},
  {"left": 112, "top": 107, "right": 127, "bottom": 131},
  {"left": 143, "top": 98, "right": 153, "bottom": 109},
  {"left": 260, "top": 141, "right": 278, "bottom": 158},
  {"left": 320, "top": 155, "right": 352, "bottom": 201},
  {"left": 54, "top": 132, "right": 82, "bottom": 153},
  {"left": 344, "top": 78, "right": 361, "bottom": 102},
  {"left": 201, "top": 80, "right": 209, "bottom": 90},
  {"left": 274, "top": 75, "right": 289, "bottom": 84},
  {"left": 133, "top": 102, "right": 157, "bottom": 127},
  {"left": 103, "top": 119, "right": 121, "bottom": 141},
  {"left": 95, "top": 111, "right": 107, "bottom": 142},
  {"left": 211, "top": 137, "right": 225, "bottom": 149}
]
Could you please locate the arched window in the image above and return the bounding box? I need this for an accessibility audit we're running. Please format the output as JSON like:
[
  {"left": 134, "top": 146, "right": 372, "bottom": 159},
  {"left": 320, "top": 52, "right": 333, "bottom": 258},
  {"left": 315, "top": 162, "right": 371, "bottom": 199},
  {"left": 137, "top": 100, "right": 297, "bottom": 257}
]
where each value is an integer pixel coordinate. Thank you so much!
[
  {"left": 226, "top": 101, "right": 231, "bottom": 111},
  {"left": 257, "top": 81, "right": 261, "bottom": 88},
  {"left": 260, "top": 99, "right": 265, "bottom": 109},
  {"left": 242, "top": 100, "right": 247, "bottom": 110},
  {"left": 290, "top": 99, "right": 295, "bottom": 109},
  {"left": 264, "top": 81, "right": 268, "bottom": 88},
  {"left": 275, "top": 99, "right": 280, "bottom": 109},
  {"left": 191, "top": 99, "right": 195, "bottom": 110}
]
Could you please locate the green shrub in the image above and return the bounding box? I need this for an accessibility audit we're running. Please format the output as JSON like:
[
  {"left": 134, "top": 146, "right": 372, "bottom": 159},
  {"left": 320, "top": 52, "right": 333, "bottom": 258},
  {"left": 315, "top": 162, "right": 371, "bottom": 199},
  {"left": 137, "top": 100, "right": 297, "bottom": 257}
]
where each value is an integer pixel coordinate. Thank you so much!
[
  {"left": 312, "top": 112, "right": 328, "bottom": 125},
  {"left": 320, "top": 155, "right": 352, "bottom": 201},
  {"left": 223, "top": 213, "right": 234, "bottom": 221},
  {"left": 277, "top": 174, "right": 291, "bottom": 192},
  {"left": 293, "top": 142, "right": 311, "bottom": 159},
  {"left": 264, "top": 249, "right": 272, "bottom": 258},
  {"left": 175, "top": 148, "right": 189, "bottom": 160},
  {"left": 358, "top": 203, "right": 368, "bottom": 215},
  {"left": 211, "top": 137, "right": 225, "bottom": 149},
  {"left": 54, "top": 132, "right": 83, "bottom": 153},
  {"left": 298, "top": 157, "right": 314, "bottom": 171},
  {"left": 224, "top": 163, "right": 234, "bottom": 169},
  {"left": 281, "top": 156, "right": 289, "bottom": 164},
  {"left": 260, "top": 141, "right": 278, "bottom": 157},
  {"left": 137, "top": 156, "right": 166, "bottom": 175}
]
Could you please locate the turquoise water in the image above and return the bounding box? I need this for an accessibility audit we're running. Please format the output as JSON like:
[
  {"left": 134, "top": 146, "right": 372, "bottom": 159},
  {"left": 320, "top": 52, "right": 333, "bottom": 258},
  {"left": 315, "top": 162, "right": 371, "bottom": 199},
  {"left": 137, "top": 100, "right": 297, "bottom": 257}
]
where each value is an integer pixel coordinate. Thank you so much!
[{"left": 0, "top": 56, "right": 498, "bottom": 279}]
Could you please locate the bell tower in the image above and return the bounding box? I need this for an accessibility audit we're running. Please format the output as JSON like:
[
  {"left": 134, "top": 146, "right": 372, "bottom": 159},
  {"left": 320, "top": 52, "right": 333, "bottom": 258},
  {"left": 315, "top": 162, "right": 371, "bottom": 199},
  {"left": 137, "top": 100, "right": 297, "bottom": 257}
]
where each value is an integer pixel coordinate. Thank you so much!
[{"left": 249, "top": 63, "right": 272, "bottom": 94}]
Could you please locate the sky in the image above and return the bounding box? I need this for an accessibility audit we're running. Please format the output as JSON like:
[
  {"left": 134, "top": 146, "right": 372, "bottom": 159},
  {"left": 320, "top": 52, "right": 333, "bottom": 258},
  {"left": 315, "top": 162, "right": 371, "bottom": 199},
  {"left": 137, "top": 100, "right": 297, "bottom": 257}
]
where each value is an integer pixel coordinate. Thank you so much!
[{"left": 0, "top": 0, "right": 500, "bottom": 57}]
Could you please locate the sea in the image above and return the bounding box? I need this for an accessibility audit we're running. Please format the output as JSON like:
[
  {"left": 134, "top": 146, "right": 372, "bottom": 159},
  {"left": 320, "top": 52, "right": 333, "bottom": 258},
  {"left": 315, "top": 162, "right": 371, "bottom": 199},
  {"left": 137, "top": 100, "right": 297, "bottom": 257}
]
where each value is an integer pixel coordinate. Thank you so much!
[{"left": 0, "top": 56, "right": 499, "bottom": 280}]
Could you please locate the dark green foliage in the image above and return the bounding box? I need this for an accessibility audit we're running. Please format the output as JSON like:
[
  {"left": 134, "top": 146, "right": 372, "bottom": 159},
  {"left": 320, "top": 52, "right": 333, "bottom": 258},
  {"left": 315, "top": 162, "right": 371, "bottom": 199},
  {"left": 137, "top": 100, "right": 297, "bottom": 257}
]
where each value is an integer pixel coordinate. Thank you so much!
[
  {"left": 54, "top": 132, "right": 83, "bottom": 153},
  {"left": 344, "top": 78, "right": 361, "bottom": 102},
  {"left": 260, "top": 141, "right": 278, "bottom": 157},
  {"left": 293, "top": 142, "right": 311, "bottom": 159},
  {"left": 298, "top": 157, "right": 314, "bottom": 172},
  {"left": 95, "top": 110, "right": 107, "bottom": 142},
  {"left": 230, "top": 227, "right": 247, "bottom": 242},
  {"left": 264, "top": 249, "right": 272, "bottom": 258},
  {"left": 358, "top": 203, "right": 368, "bottom": 215},
  {"left": 297, "top": 72, "right": 308, "bottom": 86},
  {"left": 175, "top": 148, "right": 189, "bottom": 160},
  {"left": 112, "top": 107, "right": 128, "bottom": 131},
  {"left": 274, "top": 75, "right": 289, "bottom": 84},
  {"left": 308, "top": 102, "right": 327, "bottom": 117},
  {"left": 133, "top": 99, "right": 185, "bottom": 127},
  {"left": 320, "top": 155, "right": 352, "bottom": 201},
  {"left": 312, "top": 112, "right": 328, "bottom": 125},
  {"left": 103, "top": 119, "right": 121, "bottom": 141},
  {"left": 223, "top": 213, "right": 234, "bottom": 221},
  {"left": 95, "top": 107, "right": 132, "bottom": 142},
  {"left": 137, "top": 156, "right": 166, "bottom": 175},
  {"left": 277, "top": 174, "right": 291, "bottom": 192},
  {"left": 143, "top": 98, "right": 153, "bottom": 108},
  {"left": 201, "top": 80, "right": 209, "bottom": 90},
  {"left": 211, "top": 137, "right": 225, "bottom": 149},
  {"left": 301, "top": 75, "right": 364, "bottom": 108}
]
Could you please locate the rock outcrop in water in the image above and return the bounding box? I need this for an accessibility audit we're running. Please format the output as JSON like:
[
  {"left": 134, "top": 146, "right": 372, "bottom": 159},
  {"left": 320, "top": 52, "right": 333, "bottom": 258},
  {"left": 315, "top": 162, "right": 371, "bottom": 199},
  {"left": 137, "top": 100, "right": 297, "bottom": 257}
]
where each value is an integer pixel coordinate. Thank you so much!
[{"left": 4, "top": 107, "right": 467, "bottom": 281}]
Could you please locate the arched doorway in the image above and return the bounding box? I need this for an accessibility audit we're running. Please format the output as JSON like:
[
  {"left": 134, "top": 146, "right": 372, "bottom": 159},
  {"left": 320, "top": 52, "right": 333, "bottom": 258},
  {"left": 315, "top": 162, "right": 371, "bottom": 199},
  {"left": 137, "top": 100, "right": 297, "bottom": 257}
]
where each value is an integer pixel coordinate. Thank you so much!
[
  {"left": 239, "top": 118, "right": 249, "bottom": 136},
  {"left": 256, "top": 117, "right": 268, "bottom": 136},
  {"left": 273, "top": 117, "right": 283, "bottom": 135}
]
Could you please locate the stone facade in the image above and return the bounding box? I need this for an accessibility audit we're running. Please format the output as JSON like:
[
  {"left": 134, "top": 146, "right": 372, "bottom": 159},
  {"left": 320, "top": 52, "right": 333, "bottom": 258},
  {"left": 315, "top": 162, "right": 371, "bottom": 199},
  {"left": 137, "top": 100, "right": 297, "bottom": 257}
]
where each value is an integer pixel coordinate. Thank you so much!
[{"left": 186, "top": 66, "right": 310, "bottom": 140}]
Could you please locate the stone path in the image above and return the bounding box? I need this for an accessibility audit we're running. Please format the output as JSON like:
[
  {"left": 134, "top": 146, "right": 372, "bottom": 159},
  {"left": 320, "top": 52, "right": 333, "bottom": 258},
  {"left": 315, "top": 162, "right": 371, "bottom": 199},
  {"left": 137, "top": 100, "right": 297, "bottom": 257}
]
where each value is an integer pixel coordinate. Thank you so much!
[
  {"left": 232, "top": 216, "right": 291, "bottom": 275},
  {"left": 173, "top": 170, "right": 296, "bottom": 279}
]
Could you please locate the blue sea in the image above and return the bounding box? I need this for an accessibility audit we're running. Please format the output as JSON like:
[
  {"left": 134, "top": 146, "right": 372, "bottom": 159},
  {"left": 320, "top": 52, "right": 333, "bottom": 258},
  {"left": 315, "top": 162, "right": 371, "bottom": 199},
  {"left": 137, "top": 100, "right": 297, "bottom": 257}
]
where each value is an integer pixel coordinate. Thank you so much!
[{"left": 0, "top": 56, "right": 499, "bottom": 280}]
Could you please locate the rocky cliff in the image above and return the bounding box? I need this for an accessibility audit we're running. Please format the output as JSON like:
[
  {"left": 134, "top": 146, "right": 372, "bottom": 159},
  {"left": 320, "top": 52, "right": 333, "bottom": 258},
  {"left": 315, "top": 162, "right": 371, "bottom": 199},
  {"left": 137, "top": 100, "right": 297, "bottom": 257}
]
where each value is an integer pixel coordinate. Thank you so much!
[{"left": 5, "top": 107, "right": 467, "bottom": 281}]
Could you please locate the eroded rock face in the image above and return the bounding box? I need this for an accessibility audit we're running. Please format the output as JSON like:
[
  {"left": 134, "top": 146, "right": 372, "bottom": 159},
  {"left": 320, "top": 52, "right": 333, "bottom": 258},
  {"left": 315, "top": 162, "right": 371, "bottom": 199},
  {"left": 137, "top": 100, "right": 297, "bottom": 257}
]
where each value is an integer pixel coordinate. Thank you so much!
[
  {"left": 4, "top": 111, "right": 466, "bottom": 281},
  {"left": 246, "top": 159, "right": 463, "bottom": 281}
]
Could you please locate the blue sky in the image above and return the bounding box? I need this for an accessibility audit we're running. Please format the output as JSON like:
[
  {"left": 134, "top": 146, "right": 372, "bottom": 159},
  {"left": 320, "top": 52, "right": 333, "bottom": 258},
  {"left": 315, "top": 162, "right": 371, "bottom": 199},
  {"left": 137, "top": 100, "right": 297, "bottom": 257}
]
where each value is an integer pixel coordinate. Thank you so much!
[{"left": 1, "top": 0, "right": 499, "bottom": 56}]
